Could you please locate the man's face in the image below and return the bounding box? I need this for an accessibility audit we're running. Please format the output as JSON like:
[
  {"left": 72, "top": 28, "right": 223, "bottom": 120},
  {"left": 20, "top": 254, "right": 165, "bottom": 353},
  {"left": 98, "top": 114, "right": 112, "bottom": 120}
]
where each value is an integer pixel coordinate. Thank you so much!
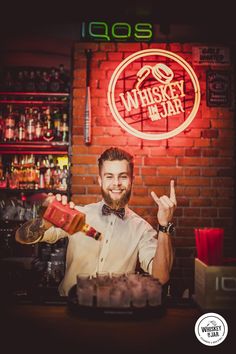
[{"left": 98, "top": 160, "right": 133, "bottom": 209}]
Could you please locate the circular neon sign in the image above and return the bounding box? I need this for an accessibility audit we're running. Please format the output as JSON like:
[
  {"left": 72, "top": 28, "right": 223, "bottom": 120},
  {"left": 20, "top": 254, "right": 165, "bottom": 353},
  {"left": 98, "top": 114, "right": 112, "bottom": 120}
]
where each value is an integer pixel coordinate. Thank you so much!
[{"left": 107, "top": 49, "right": 201, "bottom": 140}]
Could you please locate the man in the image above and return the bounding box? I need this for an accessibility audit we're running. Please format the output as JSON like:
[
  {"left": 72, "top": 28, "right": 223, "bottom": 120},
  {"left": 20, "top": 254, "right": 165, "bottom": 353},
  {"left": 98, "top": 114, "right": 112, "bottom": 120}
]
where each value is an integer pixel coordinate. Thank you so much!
[{"left": 16, "top": 147, "right": 177, "bottom": 296}]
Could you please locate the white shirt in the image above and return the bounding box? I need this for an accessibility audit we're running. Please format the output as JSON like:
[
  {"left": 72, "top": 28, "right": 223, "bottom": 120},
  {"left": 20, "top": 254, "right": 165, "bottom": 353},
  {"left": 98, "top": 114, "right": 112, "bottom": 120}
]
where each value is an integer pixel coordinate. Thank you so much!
[{"left": 42, "top": 200, "right": 158, "bottom": 296}]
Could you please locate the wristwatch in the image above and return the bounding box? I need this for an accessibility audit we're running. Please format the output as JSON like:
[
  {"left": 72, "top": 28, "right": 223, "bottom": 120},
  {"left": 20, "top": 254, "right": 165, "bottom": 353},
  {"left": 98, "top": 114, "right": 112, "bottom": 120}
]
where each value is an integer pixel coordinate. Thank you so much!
[{"left": 158, "top": 222, "right": 175, "bottom": 235}]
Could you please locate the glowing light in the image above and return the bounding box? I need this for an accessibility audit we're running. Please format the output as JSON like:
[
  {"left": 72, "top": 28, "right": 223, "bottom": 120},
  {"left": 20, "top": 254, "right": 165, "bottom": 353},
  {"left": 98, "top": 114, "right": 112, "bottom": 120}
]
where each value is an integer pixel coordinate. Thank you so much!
[{"left": 107, "top": 49, "right": 201, "bottom": 140}]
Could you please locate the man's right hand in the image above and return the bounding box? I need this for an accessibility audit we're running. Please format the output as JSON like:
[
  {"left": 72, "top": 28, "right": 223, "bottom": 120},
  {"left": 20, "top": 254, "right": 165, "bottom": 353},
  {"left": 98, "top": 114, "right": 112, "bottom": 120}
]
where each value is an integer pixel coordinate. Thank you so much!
[{"left": 42, "top": 193, "right": 75, "bottom": 208}]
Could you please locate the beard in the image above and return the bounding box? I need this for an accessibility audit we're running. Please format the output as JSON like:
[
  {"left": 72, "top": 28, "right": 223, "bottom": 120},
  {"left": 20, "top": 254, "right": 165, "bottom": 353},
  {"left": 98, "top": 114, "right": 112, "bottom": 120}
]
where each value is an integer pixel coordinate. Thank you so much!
[{"left": 101, "top": 185, "right": 132, "bottom": 209}]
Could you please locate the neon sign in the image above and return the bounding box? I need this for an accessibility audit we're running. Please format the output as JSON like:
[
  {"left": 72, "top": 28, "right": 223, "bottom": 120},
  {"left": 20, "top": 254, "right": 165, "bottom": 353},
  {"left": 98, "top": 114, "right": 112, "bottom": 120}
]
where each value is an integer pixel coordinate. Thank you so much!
[
  {"left": 107, "top": 49, "right": 201, "bottom": 140},
  {"left": 81, "top": 22, "right": 153, "bottom": 42}
]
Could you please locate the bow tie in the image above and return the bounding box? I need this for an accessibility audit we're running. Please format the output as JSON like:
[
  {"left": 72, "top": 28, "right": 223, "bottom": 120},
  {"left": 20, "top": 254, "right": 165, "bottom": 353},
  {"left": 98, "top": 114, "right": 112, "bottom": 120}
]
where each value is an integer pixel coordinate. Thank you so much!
[{"left": 102, "top": 204, "right": 125, "bottom": 219}]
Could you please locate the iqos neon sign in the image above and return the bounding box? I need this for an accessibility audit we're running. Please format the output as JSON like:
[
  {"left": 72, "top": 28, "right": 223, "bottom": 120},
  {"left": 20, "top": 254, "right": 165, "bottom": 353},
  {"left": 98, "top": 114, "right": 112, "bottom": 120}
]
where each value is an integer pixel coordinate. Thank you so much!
[{"left": 107, "top": 49, "right": 201, "bottom": 140}]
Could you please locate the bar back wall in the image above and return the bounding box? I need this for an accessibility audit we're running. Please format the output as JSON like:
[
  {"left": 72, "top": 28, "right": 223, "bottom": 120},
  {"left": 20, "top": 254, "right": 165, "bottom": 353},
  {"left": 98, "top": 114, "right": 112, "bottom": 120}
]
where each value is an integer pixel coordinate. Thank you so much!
[{"left": 72, "top": 42, "right": 236, "bottom": 296}]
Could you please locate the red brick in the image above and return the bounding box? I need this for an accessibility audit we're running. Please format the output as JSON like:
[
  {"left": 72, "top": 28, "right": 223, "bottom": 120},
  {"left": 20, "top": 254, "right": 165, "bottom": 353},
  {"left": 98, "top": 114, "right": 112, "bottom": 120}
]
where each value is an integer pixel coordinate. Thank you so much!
[
  {"left": 133, "top": 188, "right": 148, "bottom": 196},
  {"left": 201, "top": 129, "right": 219, "bottom": 138},
  {"left": 87, "top": 186, "right": 101, "bottom": 194},
  {"left": 72, "top": 176, "right": 96, "bottom": 185},
  {"left": 185, "top": 148, "right": 201, "bottom": 156},
  {"left": 144, "top": 157, "right": 176, "bottom": 166},
  {"left": 191, "top": 198, "right": 212, "bottom": 207},
  {"left": 71, "top": 186, "right": 86, "bottom": 194},
  {"left": 184, "top": 208, "right": 200, "bottom": 217},
  {"left": 200, "top": 208, "right": 217, "bottom": 217},
  {"left": 184, "top": 168, "right": 200, "bottom": 176},
  {"left": 130, "top": 196, "right": 153, "bottom": 206},
  {"left": 141, "top": 167, "right": 157, "bottom": 176},
  {"left": 72, "top": 155, "right": 98, "bottom": 165},
  {"left": 72, "top": 195, "right": 100, "bottom": 205},
  {"left": 178, "top": 157, "right": 210, "bottom": 166},
  {"left": 158, "top": 167, "right": 183, "bottom": 176},
  {"left": 71, "top": 165, "right": 88, "bottom": 175}
]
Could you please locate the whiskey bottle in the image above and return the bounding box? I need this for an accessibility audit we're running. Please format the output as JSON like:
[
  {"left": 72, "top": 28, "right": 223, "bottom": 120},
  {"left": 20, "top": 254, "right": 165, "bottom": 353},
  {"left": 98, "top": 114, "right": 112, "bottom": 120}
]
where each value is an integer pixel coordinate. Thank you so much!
[
  {"left": 18, "top": 114, "right": 26, "bottom": 141},
  {"left": 53, "top": 108, "right": 62, "bottom": 140},
  {"left": 26, "top": 108, "right": 35, "bottom": 141},
  {"left": 43, "top": 107, "right": 54, "bottom": 142},
  {"left": 35, "top": 112, "right": 43, "bottom": 140},
  {"left": 4, "top": 105, "right": 15, "bottom": 141},
  {"left": 61, "top": 113, "right": 69, "bottom": 142}
]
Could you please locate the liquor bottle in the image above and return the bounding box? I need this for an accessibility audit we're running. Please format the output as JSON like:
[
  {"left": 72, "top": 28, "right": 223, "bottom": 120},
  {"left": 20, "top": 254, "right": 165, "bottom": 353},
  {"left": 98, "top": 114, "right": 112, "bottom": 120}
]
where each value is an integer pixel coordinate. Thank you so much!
[
  {"left": 49, "top": 69, "right": 62, "bottom": 92},
  {"left": 61, "top": 113, "right": 69, "bottom": 142},
  {"left": 4, "top": 105, "right": 15, "bottom": 141},
  {"left": 25, "top": 70, "right": 36, "bottom": 91},
  {"left": 0, "top": 111, "right": 4, "bottom": 141},
  {"left": 35, "top": 160, "right": 40, "bottom": 190},
  {"left": 14, "top": 71, "right": 24, "bottom": 91},
  {"left": 43, "top": 199, "right": 101, "bottom": 239},
  {"left": 26, "top": 108, "right": 35, "bottom": 141},
  {"left": 53, "top": 108, "right": 62, "bottom": 140},
  {"left": 37, "top": 71, "right": 49, "bottom": 92},
  {"left": 43, "top": 107, "right": 55, "bottom": 142},
  {"left": 35, "top": 69, "right": 42, "bottom": 92},
  {"left": 17, "top": 114, "right": 26, "bottom": 141},
  {"left": 35, "top": 112, "right": 43, "bottom": 140},
  {"left": 5, "top": 71, "right": 14, "bottom": 91},
  {"left": 58, "top": 64, "right": 68, "bottom": 92},
  {"left": 60, "top": 165, "right": 68, "bottom": 190}
]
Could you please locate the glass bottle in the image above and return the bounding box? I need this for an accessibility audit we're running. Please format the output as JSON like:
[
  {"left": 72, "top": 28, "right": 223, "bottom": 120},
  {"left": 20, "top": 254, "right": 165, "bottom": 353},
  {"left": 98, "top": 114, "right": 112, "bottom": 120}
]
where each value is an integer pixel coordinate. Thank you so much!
[
  {"left": 53, "top": 108, "right": 62, "bottom": 141},
  {"left": 35, "top": 112, "right": 43, "bottom": 140},
  {"left": 49, "top": 70, "right": 62, "bottom": 92},
  {"left": 25, "top": 70, "right": 36, "bottom": 92},
  {"left": 26, "top": 108, "right": 35, "bottom": 141},
  {"left": 4, "top": 105, "right": 15, "bottom": 141},
  {"left": 61, "top": 113, "right": 69, "bottom": 142},
  {"left": 0, "top": 111, "right": 4, "bottom": 141},
  {"left": 43, "top": 107, "right": 54, "bottom": 142},
  {"left": 18, "top": 114, "right": 26, "bottom": 141}
]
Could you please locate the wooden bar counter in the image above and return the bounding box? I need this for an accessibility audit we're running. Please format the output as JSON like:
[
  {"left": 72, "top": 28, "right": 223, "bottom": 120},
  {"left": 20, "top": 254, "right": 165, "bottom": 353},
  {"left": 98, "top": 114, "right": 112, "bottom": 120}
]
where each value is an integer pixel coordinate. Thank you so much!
[{"left": 1, "top": 299, "right": 235, "bottom": 354}]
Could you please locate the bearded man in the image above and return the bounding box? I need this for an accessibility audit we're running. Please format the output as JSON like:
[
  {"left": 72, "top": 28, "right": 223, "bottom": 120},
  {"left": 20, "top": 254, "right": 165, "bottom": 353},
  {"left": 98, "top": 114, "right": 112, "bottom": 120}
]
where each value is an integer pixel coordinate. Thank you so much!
[{"left": 16, "top": 147, "right": 176, "bottom": 296}]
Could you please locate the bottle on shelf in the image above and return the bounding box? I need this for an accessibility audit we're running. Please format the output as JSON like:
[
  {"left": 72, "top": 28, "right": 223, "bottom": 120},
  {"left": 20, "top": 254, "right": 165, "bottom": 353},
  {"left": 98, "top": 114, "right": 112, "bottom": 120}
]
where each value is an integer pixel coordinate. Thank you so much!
[
  {"left": 59, "top": 64, "right": 69, "bottom": 92},
  {"left": 25, "top": 70, "right": 36, "bottom": 92},
  {"left": 4, "top": 105, "right": 15, "bottom": 141},
  {"left": 61, "top": 112, "right": 69, "bottom": 142},
  {"left": 38, "top": 70, "right": 49, "bottom": 92},
  {"left": 60, "top": 165, "right": 68, "bottom": 190},
  {"left": 14, "top": 71, "right": 24, "bottom": 92},
  {"left": 43, "top": 107, "right": 54, "bottom": 142},
  {"left": 35, "top": 112, "right": 43, "bottom": 140},
  {"left": 17, "top": 114, "right": 26, "bottom": 141},
  {"left": 49, "top": 69, "right": 62, "bottom": 93},
  {"left": 53, "top": 108, "right": 62, "bottom": 141},
  {"left": 25, "top": 108, "right": 35, "bottom": 141},
  {"left": 5, "top": 71, "right": 14, "bottom": 91},
  {"left": 0, "top": 111, "right": 4, "bottom": 141}
]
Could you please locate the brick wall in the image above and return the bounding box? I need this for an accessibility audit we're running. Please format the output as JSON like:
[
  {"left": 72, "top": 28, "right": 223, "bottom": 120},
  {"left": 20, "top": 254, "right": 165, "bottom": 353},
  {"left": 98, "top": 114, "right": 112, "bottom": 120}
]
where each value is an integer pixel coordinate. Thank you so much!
[{"left": 72, "top": 42, "right": 236, "bottom": 297}]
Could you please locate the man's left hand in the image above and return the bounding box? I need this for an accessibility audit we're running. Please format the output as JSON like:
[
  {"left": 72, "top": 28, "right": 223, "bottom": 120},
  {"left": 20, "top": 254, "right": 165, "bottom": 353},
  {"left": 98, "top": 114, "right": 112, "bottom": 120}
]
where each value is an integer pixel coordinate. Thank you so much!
[{"left": 151, "top": 179, "right": 177, "bottom": 226}]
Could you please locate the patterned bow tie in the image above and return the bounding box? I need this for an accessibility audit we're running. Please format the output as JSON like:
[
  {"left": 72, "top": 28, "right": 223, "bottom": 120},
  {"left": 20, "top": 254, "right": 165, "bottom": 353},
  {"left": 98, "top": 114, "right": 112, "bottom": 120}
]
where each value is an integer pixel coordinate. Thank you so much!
[{"left": 102, "top": 204, "right": 125, "bottom": 219}]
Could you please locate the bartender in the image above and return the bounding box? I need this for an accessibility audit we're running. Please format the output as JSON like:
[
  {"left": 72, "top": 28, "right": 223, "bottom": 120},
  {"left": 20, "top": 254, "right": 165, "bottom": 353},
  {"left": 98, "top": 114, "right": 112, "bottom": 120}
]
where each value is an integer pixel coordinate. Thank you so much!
[{"left": 15, "top": 147, "right": 177, "bottom": 296}]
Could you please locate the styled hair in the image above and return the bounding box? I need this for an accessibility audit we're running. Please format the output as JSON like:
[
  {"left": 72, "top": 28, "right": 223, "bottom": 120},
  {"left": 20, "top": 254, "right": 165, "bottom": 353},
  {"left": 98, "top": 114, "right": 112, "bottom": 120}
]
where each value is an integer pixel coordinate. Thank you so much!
[{"left": 98, "top": 147, "right": 134, "bottom": 177}]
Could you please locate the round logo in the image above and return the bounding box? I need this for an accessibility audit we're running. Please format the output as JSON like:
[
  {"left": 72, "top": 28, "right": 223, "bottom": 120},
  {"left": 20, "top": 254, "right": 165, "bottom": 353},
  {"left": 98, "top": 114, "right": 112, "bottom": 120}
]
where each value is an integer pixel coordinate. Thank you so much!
[
  {"left": 194, "top": 312, "right": 228, "bottom": 346},
  {"left": 107, "top": 49, "right": 201, "bottom": 140}
]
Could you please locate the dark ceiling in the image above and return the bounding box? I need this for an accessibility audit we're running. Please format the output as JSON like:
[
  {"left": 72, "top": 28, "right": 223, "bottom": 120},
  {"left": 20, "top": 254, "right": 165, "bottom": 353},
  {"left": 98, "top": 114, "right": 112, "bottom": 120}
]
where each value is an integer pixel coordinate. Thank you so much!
[
  {"left": 1, "top": 0, "right": 235, "bottom": 38},
  {"left": 1, "top": 0, "right": 235, "bottom": 24}
]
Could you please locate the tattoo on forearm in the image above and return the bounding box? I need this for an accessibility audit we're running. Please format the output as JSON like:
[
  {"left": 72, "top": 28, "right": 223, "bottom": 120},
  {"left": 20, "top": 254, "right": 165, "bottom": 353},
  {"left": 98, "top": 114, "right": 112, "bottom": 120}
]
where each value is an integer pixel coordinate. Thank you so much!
[{"left": 16, "top": 218, "right": 46, "bottom": 244}]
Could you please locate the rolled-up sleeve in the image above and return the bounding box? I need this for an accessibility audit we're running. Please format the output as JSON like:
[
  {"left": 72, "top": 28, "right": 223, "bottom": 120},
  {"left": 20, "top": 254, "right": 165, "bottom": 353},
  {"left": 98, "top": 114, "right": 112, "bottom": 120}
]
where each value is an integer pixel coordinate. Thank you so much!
[{"left": 138, "top": 226, "right": 157, "bottom": 273}]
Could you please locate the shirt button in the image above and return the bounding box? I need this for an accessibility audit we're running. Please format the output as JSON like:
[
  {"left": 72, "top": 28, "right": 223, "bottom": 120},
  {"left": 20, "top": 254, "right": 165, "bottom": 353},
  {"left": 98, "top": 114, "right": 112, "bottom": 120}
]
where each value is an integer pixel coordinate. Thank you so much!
[
  {"left": 100, "top": 258, "right": 103, "bottom": 262},
  {"left": 106, "top": 240, "right": 108, "bottom": 244},
  {"left": 110, "top": 222, "right": 113, "bottom": 225}
]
